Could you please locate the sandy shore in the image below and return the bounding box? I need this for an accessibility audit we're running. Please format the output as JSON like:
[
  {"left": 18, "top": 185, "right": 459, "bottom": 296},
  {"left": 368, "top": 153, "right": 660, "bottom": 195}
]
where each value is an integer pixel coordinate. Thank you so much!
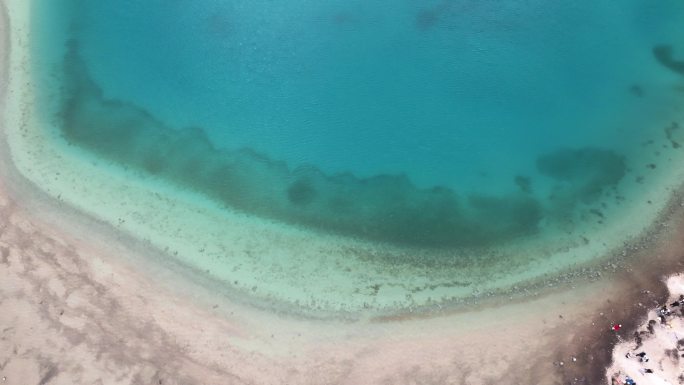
[{"left": 3, "top": 0, "right": 684, "bottom": 384}]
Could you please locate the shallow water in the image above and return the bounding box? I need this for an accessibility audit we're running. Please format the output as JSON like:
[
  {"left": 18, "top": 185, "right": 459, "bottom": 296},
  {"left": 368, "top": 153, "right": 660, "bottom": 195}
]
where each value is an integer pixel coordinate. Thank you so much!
[{"left": 21, "top": 0, "right": 684, "bottom": 310}]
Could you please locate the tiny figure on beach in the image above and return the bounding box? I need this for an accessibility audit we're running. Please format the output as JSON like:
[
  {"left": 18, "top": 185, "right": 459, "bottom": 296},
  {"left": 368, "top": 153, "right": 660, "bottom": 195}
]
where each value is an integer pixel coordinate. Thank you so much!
[
  {"left": 624, "top": 376, "right": 636, "bottom": 385},
  {"left": 612, "top": 323, "right": 622, "bottom": 331},
  {"left": 611, "top": 373, "right": 623, "bottom": 385},
  {"left": 633, "top": 332, "right": 643, "bottom": 349},
  {"left": 671, "top": 295, "right": 684, "bottom": 307},
  {"left": 658, "top": 305, "right": 670, "bottom": 316},
  {"left": 635, "top": 351, "right": 649, "bottom": 362},
  {"left": 638, "top": 368, "right": 654, "bottom": 374}
]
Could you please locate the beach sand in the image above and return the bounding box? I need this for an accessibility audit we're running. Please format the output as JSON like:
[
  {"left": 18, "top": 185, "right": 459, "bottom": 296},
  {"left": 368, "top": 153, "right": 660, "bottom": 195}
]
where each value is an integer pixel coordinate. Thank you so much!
[{"left": 2, "top": 1, "right": 684, "bottom": 384}]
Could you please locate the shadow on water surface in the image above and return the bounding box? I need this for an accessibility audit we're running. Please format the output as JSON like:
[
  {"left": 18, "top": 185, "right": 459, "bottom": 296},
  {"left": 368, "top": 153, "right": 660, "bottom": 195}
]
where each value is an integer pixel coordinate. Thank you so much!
[{"left": 56, "top": 41, "right": 639, "bottom": 250}]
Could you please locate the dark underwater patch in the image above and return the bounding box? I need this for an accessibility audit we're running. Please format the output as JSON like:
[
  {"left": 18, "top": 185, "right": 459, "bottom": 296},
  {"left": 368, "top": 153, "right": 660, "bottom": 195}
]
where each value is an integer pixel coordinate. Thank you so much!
[
  {"left": 514, "top": 175, "right": 532, "bottom": 194},
  {"left": 415, "top": 1, "right": 451, "bottom": 31},
  {"left": 55, "top": 43, "right": 634, "bottom": 250},
  {"left": 287, "top": 179, "right": 317, "bottom": 205},
  {"left": 536, "top": 147, "right": 626, "bottom": 204},
  {"left": 653, "top": 45, "right": 684, "bottom": 76},
  {"left": 665, "top": 122, "right": 681, "bottom": 149}
]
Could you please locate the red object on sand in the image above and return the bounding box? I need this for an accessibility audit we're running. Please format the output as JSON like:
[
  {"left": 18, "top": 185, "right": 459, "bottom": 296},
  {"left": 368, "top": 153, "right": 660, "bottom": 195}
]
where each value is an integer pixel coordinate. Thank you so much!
[{"left": 612, "top": 324, "right": 622, "bottom": 331}]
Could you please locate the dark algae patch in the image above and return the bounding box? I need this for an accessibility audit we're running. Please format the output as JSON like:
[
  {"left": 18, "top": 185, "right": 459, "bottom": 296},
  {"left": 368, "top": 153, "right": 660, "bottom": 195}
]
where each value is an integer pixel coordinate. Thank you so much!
[
  {"left": 287, "top": 178, "right": 317, "bottom": 206},
  {"left": 653, "top": 45, "right": 684, "bottom": 76},
  {"left": 514, "top": 175, "right": 532, "bottom": 194},
  {"left": 665, "top": 122, "right": 681, "bottom": 149},
  {"left": 52, "top": 42, "right": 640, "bottom": 250},
  {"left": 537, "top": 148, "right": 626, "bottom": 204}
]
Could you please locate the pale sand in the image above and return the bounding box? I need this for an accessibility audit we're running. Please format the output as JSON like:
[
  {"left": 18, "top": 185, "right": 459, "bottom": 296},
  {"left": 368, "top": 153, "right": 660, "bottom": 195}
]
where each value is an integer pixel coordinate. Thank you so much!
[
  {"left": 607, "top": 274, "right": 684, "bottom": 385},
  {"left": 3, "top": 1, "right": 684, "bottom": 384}
]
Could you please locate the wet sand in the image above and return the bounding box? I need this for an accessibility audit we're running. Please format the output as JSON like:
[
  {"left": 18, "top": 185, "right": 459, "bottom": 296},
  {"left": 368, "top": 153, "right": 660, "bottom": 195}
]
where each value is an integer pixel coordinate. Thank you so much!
[{"left": 2, "top": 1, "right": 684, "bottom": 384}]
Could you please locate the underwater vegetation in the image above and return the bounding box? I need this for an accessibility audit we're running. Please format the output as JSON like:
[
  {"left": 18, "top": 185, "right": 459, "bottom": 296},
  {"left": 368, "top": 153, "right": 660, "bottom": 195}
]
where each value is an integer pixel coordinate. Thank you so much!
[
  {"left": 54, "top": 42, "right": 640, "bottom": 249},
  {"left": 537, "top": 148, "right": 626, "bottom": 204},
  {"left": 653, "top": 45, "right": 684, "bottom": 76}
]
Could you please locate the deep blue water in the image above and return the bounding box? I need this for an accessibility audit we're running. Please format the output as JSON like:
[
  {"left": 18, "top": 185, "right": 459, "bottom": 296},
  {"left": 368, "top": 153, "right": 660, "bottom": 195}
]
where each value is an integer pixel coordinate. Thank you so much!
[{"left": 31, "top": 0, "right": 684, "bottom": 248}]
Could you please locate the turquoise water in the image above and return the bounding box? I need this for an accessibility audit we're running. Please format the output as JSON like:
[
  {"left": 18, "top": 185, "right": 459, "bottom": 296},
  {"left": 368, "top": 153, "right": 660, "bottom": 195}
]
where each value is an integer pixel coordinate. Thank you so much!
[{"left": 32, "top": 0, "right": 684, "bottom": 249}]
